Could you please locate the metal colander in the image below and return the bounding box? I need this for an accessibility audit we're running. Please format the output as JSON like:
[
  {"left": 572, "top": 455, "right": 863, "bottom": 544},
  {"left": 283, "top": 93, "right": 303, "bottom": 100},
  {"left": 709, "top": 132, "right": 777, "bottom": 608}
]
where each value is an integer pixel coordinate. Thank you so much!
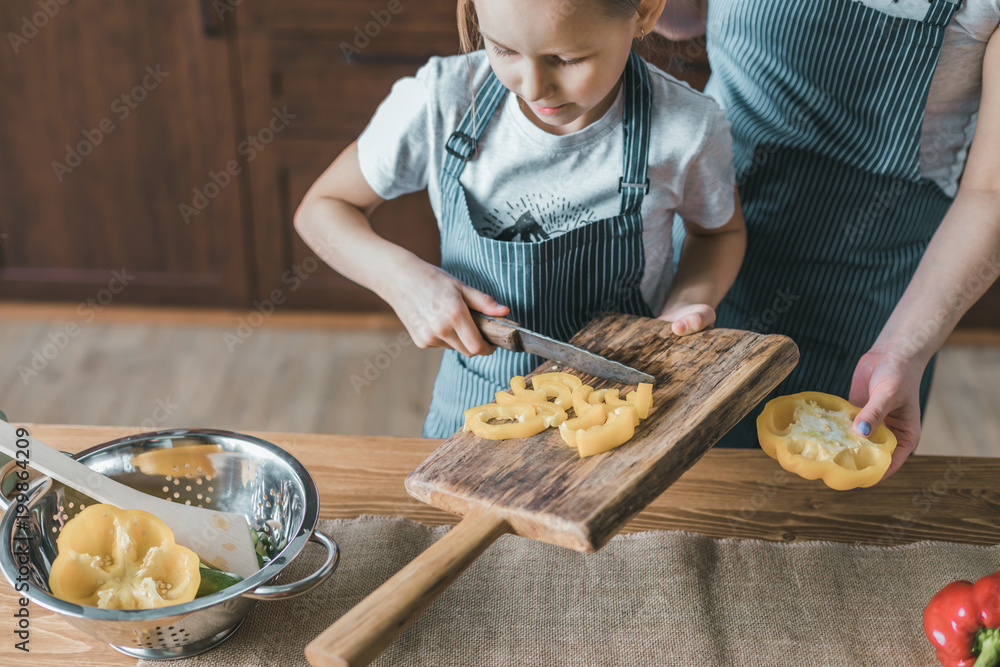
[{"left": 0, "top": 428, "right": 339, "bottom": 660}]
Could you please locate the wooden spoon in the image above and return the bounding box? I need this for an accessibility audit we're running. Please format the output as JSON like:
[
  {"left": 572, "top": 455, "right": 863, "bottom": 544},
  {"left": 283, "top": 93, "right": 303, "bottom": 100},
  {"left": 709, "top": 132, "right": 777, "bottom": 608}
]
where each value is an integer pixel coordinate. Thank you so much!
[{"left": 0, "top": 420, "right": 260, "bottom": 578}]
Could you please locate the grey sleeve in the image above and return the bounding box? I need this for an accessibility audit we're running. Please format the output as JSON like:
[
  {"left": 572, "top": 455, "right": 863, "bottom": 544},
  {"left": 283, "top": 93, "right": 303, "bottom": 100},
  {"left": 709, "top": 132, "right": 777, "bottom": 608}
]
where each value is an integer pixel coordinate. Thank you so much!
[{"left": 675, "top": 112, "right": 737, "bottom": 229}]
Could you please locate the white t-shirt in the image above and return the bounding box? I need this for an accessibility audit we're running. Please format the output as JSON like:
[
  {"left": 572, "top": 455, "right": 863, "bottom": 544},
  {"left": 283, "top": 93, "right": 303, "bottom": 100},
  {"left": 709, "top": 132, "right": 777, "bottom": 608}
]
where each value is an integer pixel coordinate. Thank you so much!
[{"left": 357, "top": 50, "right": 736, "bottom": 313}]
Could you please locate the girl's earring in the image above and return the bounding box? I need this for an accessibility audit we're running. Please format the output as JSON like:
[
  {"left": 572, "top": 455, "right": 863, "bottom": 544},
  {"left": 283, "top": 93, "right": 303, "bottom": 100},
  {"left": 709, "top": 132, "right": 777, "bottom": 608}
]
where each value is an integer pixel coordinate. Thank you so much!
[{"left": 639, "top": 28, "right": 646, "bottom": 42}]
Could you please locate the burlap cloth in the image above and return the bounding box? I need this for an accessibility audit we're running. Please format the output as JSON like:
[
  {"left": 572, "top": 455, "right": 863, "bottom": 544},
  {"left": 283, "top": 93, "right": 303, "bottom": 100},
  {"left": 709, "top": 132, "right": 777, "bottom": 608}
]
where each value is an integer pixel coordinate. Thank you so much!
[{"left": 140, "top": 516, "right": 1000, "bottom": 666}]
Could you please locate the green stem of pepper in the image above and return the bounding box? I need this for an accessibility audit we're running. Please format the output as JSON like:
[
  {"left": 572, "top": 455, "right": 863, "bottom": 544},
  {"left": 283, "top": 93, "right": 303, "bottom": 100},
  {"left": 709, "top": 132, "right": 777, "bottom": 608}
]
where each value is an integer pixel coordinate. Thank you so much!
[{"left": 974, "top": 628, "right": 1000, "bottom": 667}]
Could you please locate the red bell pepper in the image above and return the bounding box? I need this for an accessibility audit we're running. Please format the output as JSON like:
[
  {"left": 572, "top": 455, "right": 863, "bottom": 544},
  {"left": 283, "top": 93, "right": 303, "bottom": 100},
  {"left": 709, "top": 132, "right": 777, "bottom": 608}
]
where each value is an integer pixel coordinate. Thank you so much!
[{"left": 924, "top": 571, "right": 1000, "bottom": 667}]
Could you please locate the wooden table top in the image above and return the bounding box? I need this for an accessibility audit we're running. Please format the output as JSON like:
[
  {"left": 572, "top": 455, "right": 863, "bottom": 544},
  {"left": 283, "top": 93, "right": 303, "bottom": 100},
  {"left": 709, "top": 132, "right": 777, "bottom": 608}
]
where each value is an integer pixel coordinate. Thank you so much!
[{"left": 2, "top": 424, "right": 999, "bottom": 665}]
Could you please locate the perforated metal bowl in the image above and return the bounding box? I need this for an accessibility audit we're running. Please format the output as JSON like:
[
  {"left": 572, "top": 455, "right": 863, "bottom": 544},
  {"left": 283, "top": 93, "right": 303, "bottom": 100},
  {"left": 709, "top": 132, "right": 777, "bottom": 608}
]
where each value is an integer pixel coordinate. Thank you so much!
[{"left": 0, "top": 428, "right": 339, "bottom": 660}]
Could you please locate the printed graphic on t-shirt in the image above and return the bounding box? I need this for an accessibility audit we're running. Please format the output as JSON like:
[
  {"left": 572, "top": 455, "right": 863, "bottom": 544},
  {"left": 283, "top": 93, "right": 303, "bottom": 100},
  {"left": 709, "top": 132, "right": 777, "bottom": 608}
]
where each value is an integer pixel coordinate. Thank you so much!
[{"left": 477, "top": 193, "right": 597, "bottom": 242}]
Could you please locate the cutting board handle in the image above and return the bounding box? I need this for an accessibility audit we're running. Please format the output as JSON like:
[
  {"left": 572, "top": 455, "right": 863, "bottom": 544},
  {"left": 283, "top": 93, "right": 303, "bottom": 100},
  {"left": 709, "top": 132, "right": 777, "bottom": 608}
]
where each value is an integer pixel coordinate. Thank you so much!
[{"left": 305, "top": 510, "right": 510, "bottom": 667}]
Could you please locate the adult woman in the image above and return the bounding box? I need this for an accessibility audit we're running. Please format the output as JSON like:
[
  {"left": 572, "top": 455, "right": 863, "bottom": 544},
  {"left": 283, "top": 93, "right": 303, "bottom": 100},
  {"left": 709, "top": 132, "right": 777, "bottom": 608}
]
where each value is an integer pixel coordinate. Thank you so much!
[{"left": 656, "top": 0, "right": 1000, "bottom": 476}]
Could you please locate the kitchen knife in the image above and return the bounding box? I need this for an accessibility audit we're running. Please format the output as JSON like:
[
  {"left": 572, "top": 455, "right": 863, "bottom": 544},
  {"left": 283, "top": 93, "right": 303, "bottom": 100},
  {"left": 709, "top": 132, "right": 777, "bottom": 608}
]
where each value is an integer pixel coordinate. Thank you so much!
[{"left": 472, "top": 313, "right": 655, "bottom": 384}]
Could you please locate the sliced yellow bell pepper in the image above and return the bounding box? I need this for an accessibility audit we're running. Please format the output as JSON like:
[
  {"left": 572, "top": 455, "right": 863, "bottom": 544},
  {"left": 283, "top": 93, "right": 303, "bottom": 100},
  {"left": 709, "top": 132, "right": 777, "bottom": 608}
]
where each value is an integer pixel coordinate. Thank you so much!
[
  {"left": 48, "top": 504, "right": 201, "bottom": 610},
  {"left": 463, "top": 403, "right": 547, "bottom": 440},
  {"left": 531, "top": 372, "right": 584, "bottom": 391},
  {"left": 131, "top": 444, "right": 222, "bottom": 478},
  {"left": 558, "top": 403, "right": 608, "bottom": 448},
  {"left": 533, "top": 402, "right": 568, "bottom": 428},
  {"left": 495, "top": 375, "right": 548, "bottom": 405},
  {"left": 756, "top": 391, "right": 897, "bottom": 490},
  {"left": 576, "top": 405, "right": 640, "bottom": 458},
  {"left": 626, "top": 383, "right": 653, "bottom": 419},
  {"left": 530, "top": 379, "right": 573, "bottom": 410},
  {"left": 466, "top": 375, "right": 654, "bottom": 456},
  {"left": 571, "top": 384, "right": 595, "bottom": 415}
]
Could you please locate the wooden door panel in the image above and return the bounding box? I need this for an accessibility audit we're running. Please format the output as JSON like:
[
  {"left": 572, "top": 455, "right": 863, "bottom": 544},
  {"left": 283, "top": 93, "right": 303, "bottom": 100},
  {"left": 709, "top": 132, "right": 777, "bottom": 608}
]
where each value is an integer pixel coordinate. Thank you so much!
[
  {"left": 245, "top": 138, "right": 440, "bottom": 311},
  {"left": 0, "top": 1, "right": 249, "bottom": 306}
]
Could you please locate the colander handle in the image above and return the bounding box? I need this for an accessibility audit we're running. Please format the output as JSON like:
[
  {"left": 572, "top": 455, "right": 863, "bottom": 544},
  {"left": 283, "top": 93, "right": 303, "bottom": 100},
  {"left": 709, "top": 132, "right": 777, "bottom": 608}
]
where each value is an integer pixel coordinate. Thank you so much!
[{"left": 242, "top": 531, "right": 339, "bottom": 600}]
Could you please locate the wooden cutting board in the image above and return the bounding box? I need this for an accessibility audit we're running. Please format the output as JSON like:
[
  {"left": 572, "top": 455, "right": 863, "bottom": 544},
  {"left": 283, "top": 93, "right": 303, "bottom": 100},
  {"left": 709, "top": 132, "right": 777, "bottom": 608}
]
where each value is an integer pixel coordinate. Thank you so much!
[{"left": 306, "top": 312, "right": 799, "bottom": 667}]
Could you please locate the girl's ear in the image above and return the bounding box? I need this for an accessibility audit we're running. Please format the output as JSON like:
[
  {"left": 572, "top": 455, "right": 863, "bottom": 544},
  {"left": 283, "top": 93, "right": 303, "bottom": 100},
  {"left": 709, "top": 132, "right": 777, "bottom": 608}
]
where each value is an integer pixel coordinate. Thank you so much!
[{"left": 637, "top": 0, "right": 669, "bottom": 36}]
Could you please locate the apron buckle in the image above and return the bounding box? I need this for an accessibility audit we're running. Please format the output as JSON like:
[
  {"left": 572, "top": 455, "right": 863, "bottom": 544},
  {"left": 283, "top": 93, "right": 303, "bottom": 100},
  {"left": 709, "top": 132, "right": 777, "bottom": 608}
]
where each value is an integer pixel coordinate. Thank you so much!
[
  {"left": 618, "top": 177, "right": 650, "bottom": 194},
  {"left": 445, "top": 131, "right": 478, "bottom": 162}
]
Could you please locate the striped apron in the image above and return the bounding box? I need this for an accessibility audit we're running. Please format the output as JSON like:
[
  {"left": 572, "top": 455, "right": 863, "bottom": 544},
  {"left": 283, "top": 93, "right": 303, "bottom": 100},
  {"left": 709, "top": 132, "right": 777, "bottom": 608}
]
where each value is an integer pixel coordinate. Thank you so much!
[
  {"left": 704, "top": 0, "right": 960, "bottom": 447},
  {"left": 422, "top": 52, "right": 655, "bottom": 438}
]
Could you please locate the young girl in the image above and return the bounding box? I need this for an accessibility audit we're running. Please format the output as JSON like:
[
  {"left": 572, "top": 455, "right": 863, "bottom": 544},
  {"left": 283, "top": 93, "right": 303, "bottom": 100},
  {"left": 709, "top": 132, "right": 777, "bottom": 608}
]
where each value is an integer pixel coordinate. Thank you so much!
[{"left": 295, "top": 0, "right": 746, "bottom": 438}]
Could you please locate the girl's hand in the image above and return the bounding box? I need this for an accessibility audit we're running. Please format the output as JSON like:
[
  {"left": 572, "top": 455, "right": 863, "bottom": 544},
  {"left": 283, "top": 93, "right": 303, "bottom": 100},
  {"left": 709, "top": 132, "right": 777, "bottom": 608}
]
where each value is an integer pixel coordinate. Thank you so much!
[
  {"left": 848, "top": 346, "right": 927, "bottom": 481},
  {"left": 658, "top": 303, "right": 716, "bottom": 336},
  {"left": 386, "top": 257, "right": 510, "bottom": 357}
]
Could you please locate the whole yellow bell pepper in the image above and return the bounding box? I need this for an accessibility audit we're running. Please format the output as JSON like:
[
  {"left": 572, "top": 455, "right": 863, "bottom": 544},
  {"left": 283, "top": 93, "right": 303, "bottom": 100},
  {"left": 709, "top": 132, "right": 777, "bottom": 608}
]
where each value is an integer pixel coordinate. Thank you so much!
[
  {"left": 756, "top": 391, "right": 897, "bottom": 490},
  {"left": 48, "top": 504, "right": 201, "bottom": 609}
]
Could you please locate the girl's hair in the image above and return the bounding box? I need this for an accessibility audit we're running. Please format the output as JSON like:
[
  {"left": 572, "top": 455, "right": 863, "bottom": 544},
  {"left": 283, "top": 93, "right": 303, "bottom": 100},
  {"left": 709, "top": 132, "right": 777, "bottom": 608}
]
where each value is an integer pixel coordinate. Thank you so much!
[{"left": 457, "top": 0, "right": 645, "bottom": 54}]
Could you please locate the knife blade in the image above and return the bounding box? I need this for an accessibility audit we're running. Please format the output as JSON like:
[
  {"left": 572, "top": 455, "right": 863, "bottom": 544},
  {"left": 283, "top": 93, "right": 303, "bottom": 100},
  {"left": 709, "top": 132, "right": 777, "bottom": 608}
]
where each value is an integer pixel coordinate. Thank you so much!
[{"left": 472, "top": 313, "right": 655, "bottom": 385}]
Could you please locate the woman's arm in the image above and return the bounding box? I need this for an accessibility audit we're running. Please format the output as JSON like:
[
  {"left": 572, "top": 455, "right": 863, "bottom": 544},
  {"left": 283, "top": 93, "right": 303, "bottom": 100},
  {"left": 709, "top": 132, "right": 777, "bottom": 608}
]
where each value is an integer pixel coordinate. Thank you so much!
[
  {"left": 293, "top": 141, "right": 509, "bottom": 356},
  {"left": 653, "top": 0, "right": 708, "bottom": 40},
  {"left": 851, "top": 28, "right": 1000, "bottom": 477},
  {"left": 658, "top": 187, "right": 746, "bottom": 334}
]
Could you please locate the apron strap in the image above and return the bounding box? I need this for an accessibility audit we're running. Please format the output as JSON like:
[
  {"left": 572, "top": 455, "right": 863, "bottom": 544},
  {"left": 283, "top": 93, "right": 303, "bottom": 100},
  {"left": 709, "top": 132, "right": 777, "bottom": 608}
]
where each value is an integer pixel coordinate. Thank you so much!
[
  {"left": 619, "top": 51, "right": 653, "bottom": 216},
  {"left": 923, "top": 0, "right": 961, "bottom": 27},
  {"left": 442, "top": 72, "right": 508, "bottom": 179}
]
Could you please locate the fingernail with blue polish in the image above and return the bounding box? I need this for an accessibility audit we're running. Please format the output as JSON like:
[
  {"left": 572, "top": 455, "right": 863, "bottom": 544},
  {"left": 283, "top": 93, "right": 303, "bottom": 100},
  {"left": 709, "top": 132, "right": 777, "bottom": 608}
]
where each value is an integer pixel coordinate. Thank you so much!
[{"left": 858, "top": 421, "right": 871, "bottom": 437}]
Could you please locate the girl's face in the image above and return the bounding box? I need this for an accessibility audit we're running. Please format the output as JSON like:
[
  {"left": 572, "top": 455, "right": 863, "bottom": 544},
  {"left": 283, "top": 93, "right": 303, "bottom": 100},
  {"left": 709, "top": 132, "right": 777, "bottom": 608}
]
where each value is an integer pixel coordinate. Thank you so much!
[{"left": 474, "top": 0, "right": 643, "bottom": 136}]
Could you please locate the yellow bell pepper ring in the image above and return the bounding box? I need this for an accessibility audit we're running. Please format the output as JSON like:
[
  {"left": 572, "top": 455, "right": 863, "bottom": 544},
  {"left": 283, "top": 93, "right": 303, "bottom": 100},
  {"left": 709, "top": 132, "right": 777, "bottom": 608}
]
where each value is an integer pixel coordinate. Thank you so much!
[
  {"left": 756, "top": 391, "right": 897, "bottom": 490},
  {"left": 576, "top": 405, "right": 640, "bottom": 458},
  {"left": 625, "top": 383, "right": 653, "bottom": 419},
  {"left": 463, "top": 403, "right": 548, "bottom": 440},
  {"left": 558, "top": 403, "right": 609, "bottom": 448},
  {"left": 530, "top": 377, "right": 575, "bottom": 410},
  {"left": 531, "top": 372, "right": 584, "bottom": 391},
  {"left": 496, "top": 376, "right": 548, "bottom": 405},
  {"left": 532, "top": 402, "right": 568, "bottom": 428},
  {"left": 571, "top": 384, "right": 595, "bottom": 415},
  {"left": 48, "top": 504, "right": 201, "bottom": 610}
]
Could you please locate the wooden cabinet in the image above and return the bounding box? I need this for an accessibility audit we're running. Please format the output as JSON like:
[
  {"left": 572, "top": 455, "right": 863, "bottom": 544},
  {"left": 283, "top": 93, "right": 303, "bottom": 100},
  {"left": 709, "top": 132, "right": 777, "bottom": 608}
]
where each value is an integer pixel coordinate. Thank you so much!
[
  {"left": 234, "top": 1, "right": 458, "bottom": 309},
  {"left": 0, "top": 1, "right": 250, "bottom": 306},
  {"left": 1, "top": 2, "right": 997, "bottom": 326}
]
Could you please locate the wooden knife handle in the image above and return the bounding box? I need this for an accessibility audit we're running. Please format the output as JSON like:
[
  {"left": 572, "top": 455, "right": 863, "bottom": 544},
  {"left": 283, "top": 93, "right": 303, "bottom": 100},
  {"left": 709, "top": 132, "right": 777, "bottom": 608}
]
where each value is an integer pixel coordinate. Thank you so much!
[
  {"left": 471, "top": 312, "right": 523, "bottom": 352},
  {"left": 304, "top": 511, "right": 511, "bottom": 667}
]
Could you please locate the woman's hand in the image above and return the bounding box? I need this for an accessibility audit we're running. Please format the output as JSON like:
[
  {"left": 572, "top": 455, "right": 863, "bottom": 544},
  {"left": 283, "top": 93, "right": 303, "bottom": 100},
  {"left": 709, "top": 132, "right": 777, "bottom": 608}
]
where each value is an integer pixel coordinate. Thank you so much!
[
  {"left": 658, "top": 303, "right": 716, "bottom": 336},
  {"left": 848, "top": 346, "right": 927, "bottom": 481},
  {"left": 384, "top": 256, "right": 510, "bottom": 357}
]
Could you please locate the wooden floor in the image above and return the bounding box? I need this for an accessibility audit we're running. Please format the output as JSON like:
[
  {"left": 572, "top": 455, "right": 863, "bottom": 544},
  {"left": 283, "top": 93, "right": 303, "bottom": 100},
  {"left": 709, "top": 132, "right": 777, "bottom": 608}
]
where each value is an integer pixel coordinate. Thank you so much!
[{"left": 0, "top": 303, "right": 997, "bottom": 456}]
